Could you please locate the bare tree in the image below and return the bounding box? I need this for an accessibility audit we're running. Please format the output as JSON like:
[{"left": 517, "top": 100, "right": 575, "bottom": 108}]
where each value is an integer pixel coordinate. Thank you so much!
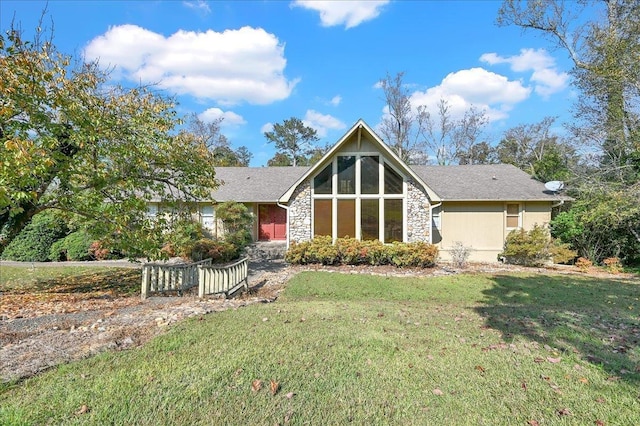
[{"left": 378, "top": 72, "right": 488, "bottom": 165}]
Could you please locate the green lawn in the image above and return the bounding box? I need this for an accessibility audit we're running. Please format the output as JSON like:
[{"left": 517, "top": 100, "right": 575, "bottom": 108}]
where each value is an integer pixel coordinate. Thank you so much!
[{"left": 1, "top": 271, "right": 639, "bottom": 425}]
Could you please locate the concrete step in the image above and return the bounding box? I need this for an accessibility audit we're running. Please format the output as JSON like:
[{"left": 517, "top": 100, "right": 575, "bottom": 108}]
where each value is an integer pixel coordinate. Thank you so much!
[{"left": 245, "top": 242, "right": 287, "bottom": 261}]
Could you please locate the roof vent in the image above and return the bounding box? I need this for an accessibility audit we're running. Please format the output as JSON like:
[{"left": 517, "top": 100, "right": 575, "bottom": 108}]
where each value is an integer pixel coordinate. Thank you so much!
[{"left": 492, "top": 175, "right": 497, "bottom": 180}]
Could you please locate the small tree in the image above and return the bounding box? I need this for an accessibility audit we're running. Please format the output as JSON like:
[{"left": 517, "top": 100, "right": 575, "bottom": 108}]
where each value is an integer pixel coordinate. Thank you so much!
[{"left": 264, "top": 117, "right": 319, "bottom": 167}]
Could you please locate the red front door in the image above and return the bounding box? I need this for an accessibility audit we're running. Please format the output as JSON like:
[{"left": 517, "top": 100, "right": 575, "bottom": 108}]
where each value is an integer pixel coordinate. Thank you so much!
[{"left": 259, "top": 204, "right": 286, "bottom": 240}]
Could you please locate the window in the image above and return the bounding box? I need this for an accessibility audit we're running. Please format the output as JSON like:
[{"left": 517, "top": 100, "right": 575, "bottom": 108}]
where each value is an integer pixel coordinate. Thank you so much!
[
  {"left": 384, "top": 162, "right": 403, "bottom": 194},
  {"left": 384, "top": 199, "right": 403, "bottom": 242},
  {"left": 314, "top": 199, "right": 332, "bottom": 236},
  {"left": 506, "top": 203, "right": 520, "bottom": 228},
  {"left": 361, "top": 199, "right": 379, "bottom": 240},
  {"left": 200, "top": 205, "right": 214, "bottom": 230},
  {"left": 312, "top": 154, "right": 406, "bottom": 243},
  {"left": 146, "top": 204, "right": 158, "bottom": 219},
  {"left": 314, "top": 164, "right": 332, "bottom": 194},
  {"left": 338, "top": 156, "right": 356, "bottom": 194},
  {"left": 360, "top": 156, "right": 379, "bottom": 194}
]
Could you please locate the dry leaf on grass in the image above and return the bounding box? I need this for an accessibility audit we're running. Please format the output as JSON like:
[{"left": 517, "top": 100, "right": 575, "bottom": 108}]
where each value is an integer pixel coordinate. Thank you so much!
[
  {"left": 432, "top": 388, "right": 444, "bottom": 395},
  {"left": 547, "top": 357, "right": 561, "bottom": 363},
  {"left": 75, "top": 405, "right": 90, "bottom": 415},
  {"left": 270, "top": 379, "right": 280, "bottom": 396},
  {"left": 251, "top": 379, "right": 262, "bottom": 392},
  {"left": 286, "top": 392, "right": 294, "bottom": 399}
]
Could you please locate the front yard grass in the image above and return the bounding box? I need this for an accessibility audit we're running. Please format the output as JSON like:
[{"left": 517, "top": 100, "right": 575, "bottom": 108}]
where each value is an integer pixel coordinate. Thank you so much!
[{"left": 1, "top": 271, "right": 639, "bottom": 425}]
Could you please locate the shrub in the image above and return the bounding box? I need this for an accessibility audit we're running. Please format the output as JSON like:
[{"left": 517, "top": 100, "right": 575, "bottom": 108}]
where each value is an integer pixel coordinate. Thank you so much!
[
  {"left": 387, "top": 242, "right": 439, "bottom": 268},
  {"left": 603, "top": 257, "right": 621, "bottom": 274},
  {"left": 500, "top": 224, "right": 576, "bottom": 267},
  {"left": 575, "top": 257, "right": 593, "bottom": 272},
  {"left": 189, "top": 238, "right": 238, "bottom": 263},
  {"left": 88, "top": 240, "right": 119, "bottom": 260},
  {"left": 449, "top": 241, "right": 472, "bottom": 268},
  {"left": 285, "top": 237, "right": 438, "bottom": 268},
  {"left": 2, "top": 211, "right": 69, "bottom": 261},
  {"left": 48, "top": 230, "right": 93, "bottom": 261},
  {"left": 164, "top": 219, "right": 206, "bottom": 258}
]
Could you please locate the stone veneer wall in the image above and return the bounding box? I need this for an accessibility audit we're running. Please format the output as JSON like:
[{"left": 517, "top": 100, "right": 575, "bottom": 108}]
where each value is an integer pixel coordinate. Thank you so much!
[
  {"left": 288, "top": 180, "right": 312, "bottom": 243},
  {"left": 406, "top": 179, "right": 431, "bottom": 243}
]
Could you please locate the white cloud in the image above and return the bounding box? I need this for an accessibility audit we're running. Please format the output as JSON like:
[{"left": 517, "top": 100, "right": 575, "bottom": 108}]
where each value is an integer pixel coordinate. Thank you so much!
[
  {"left": 329, "top": 95, "right": 342, "bottom": 106},
  {"left": 198, "top": 108, "right": 246, "bottom": 127},
  {"left": 480, "top": 48, "right": 569, "bottom": 98},
  {"left": 84, "top": 25, "right": 298, "bottom": 105},
  {"left": 303, "top": 110, "right": 346, "bottom": 137},
  {"left": 183, "top": 0, "right": 211, "bottom": 14},
  {"left": 407, "top": 68, "right": 531, "bottom": 121},
  {"left": 260, "top": 122, "right": 274, "bottom": 134},
  {"left": 293, "top": 0, "right": 389, "bottom": 29}
]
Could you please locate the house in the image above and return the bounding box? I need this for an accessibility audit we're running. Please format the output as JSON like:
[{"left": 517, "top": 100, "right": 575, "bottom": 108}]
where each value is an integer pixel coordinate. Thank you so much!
[{"left": 150, "top": 120, "right": 569, "bottom": 262}]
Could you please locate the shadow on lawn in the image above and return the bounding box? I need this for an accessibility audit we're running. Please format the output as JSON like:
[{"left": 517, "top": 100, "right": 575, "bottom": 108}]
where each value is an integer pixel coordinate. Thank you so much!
[
  {"left": 31, "top": 269, "right": 141, "bottom": 296},
  {"left": 476, "top": 274, "right": 640, "bottom": 383}
]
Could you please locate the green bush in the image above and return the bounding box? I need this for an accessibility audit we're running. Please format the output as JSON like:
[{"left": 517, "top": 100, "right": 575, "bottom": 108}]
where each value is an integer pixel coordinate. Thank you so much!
[
  {"left": 285, "top": 237, "right": 438, "bottom": 268},
  {"left": 2, "top": 211, "right": 69, "bottom": 261},
  {"left": 500, "top": 224, "right": 577, "bottom": 266},
  {"left": 48, "top": 230, "right": 93, "bottom": 261},
  {"left": 163, "top": 219, "right": 206, "bottom": 258},
  {"left": 189, "top": 238, "right": 238, "bottom": 263},
  {"left": 387, "top": 242, "right": 439, "bottom": 268}
]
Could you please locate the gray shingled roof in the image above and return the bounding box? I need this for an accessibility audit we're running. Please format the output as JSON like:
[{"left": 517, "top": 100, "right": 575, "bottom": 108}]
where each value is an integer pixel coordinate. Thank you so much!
[
  {"left": 410, "top": 164, "right": 569, "bottom": 201},
  {"left": 211, "top": 167, "right": 309, "bottom": 202}
]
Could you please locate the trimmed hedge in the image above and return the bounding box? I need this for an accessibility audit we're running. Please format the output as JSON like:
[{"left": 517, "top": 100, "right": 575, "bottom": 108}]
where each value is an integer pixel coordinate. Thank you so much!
[
  {"left": 1, "top": 212, "right": 69, "bottom": 261},
  {"left": 189, "top": 238, "right": 240, "bottom": 264},
  {"left": 49, "top": 230, "right": 93, "bottom": 261},
  {"left": 285, "top": 237, "right": 438, "bottom": 268}
]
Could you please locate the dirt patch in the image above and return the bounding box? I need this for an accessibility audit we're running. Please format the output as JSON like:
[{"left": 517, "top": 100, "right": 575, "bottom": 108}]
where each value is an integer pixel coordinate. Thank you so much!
[{"left": 0, "top": 267, "right": 295, "bottom": 383}]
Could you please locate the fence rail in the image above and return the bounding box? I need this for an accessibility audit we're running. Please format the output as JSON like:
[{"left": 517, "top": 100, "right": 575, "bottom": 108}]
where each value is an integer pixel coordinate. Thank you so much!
[
  {"left": 198, "top": 257, "right": 249, "bottom": 298},
  {"left": 141, "top": 258, "right": 212, "bottom": 299}
]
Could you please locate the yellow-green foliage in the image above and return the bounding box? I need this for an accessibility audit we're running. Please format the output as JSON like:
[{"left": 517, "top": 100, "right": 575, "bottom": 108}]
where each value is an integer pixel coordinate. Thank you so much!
[
  {"left": 286, "top": 237, "right": 438, "bottom": 267},
  {"left": 501, "top": 224, "right": 577, "bottom": 267}
]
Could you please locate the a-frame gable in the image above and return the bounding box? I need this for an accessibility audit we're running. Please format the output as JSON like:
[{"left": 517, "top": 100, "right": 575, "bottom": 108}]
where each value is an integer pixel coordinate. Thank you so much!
[{"left": 278, "top": 119, "right": 441, "bottom": 203}]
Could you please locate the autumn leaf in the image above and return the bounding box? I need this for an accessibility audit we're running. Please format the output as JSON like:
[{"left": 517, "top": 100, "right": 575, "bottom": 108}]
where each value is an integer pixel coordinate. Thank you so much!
[
  {"left": 251, "top": 379, "right": 262, "bottom": 392},
  {"left": 579, "top": 377, "right": 589, "bottom": 384},
  {"left": 75, "top": 405, "right": 90, "bottom": 415},
  {"left": 533, "top": 357, "right": 545, "bottom": 363},
  {"left": 475, "top": 365, "right": 485, "bottom": 374},
  {"left": 432, "top": 388, "right": 444, "bottom": 395},
  {"left": 556, "top": 408, "right": 571, "bottom": 416},
  {"left": 270, "top": 379, "right": 280, "bottom": 396},
  {"left": 527, "top": 421, "right": 539, "bottom": 426},
  {"left": 286, "top": 392, "right": 295, "bottom": 399},
  {"left": 595, "top": 420, "right": 605, "bottom": 426},
  {"left": 547, "top": 357, "right": 561, "bottom": 363}
]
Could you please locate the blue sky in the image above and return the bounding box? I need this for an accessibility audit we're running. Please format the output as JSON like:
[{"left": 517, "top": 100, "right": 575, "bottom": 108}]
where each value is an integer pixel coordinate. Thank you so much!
[{"left": 1, "top": 1, "right": 577, "bottom": 166}]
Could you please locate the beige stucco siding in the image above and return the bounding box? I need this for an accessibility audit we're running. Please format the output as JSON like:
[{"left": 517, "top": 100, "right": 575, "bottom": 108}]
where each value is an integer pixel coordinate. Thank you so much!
[
  {"left": 438, "top": 201, "right": 553, "bottom": 262},
  {"left": 522, "top": 201, "right": 552, "bottom": 229}
]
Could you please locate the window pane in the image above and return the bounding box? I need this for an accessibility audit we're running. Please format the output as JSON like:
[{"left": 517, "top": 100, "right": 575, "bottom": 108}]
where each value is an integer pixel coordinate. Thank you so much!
[
  {"left": 384, "top": 163, "right": 403, "bottom": 194},
  {"left": 361, "top": 156, "right": 379, "bottom": 194},
  {"left": 338, "top": 156, "right": 356, "bottom": 194},
  {"left": 314, "top": 164, "right": 332, "bottom": 194},
  {"left": 314, "top": 200, "right": 332, "bottom": 236},
  {"left": 361, "top": 199, "right": 379, "bottom": 240},
  {"left": 337, "top": 199, "right": 356, "bottom": 238},
  {"left": 384, "top": 199, "right": 403, "bottom": 242},
  {"left": 506, "top": 204, "right": 519, "bottom": 215},
  {"left": 506, "top": 216, "right": 519, "bottom": 228}
]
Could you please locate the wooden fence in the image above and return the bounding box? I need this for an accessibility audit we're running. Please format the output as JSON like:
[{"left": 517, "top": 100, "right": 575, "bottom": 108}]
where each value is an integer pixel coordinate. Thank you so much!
[
  {"left": 198, "top": 257, "right": 249, "bottom": 298},
  {"left": 141, "top": 258, "right": 212, "bottom": 299}
]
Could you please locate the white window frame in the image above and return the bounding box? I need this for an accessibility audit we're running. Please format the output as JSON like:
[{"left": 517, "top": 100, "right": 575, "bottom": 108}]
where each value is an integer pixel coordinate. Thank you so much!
[
  {"left": 311, "top": 152, "right": 407, "bottom": 243},
  {"left": 505, "top": 202, "right": 522, "bottom": 229}
]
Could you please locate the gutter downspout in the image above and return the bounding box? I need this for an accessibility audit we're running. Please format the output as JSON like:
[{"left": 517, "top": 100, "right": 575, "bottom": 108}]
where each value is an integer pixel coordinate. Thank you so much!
[
  {"left": 429, "top": 201, "right": 442, "bottom": 245},
  {"left": 277, "top": 201, "right": 291, "bottom": 249}
]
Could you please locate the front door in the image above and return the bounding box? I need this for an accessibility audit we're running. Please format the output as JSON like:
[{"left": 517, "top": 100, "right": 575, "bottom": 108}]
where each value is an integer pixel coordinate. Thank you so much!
[{"left": 258, "top": 204, "right": 286, "bottom": 241}]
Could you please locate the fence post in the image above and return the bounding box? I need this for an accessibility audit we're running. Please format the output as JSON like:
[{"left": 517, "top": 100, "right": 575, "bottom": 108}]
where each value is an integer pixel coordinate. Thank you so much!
[{"left": 141, "top": 266, "right": 149, "bottom": 300}]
